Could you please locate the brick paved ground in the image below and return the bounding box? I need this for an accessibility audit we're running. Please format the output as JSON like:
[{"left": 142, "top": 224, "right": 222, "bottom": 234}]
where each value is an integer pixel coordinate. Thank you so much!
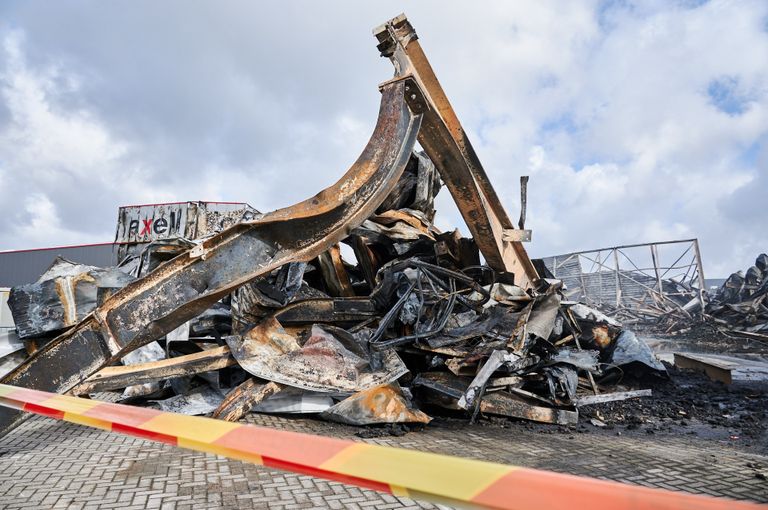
[{"left": 0, "top": 411, "right": 766, "bottom": 509}]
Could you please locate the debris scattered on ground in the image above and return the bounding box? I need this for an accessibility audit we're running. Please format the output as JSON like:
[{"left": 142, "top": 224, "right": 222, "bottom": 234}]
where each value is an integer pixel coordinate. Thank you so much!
[
  {"left": 1, "top": 14, "right": 762, "bottom": 443},
  {"left": 2, "top": 148, "right": 668, "bottom": 428}
]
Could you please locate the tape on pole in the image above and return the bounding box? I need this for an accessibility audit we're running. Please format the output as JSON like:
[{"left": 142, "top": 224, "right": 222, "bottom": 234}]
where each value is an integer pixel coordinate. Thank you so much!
[{"left": 0, "top": 383, "right": 762, "bottom": 510}]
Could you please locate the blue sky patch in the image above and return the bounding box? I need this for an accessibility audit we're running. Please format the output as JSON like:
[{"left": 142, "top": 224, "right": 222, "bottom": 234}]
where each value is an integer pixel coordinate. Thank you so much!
[{"left": 707, "top": 76, "right": 750, "bottom": 116}]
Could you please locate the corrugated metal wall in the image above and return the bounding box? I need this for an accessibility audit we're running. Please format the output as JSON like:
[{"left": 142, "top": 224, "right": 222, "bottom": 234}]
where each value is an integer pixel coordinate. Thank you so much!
[{"left": 0, "top": 244, "right": 116, "bottom": 287}]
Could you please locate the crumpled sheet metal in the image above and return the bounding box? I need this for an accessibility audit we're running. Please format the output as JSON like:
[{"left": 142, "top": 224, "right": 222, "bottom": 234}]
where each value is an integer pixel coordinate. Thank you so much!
[
  {"left": 225, "top": 318, "right": 408, "bottom": 393},
  {"left": 414, "top": 372, "right": 577, "bottom": 425},
  {"left": 612, "top": 330, "right": 667, "bottom": 373},
  {"left": 150, "top": 385, "right": 224, "bottom": 415},
  {"left": 354, "top": 209, "right": 437, "bottom": 243},
  {"left": 120, "top": 341, "right": 167, "bottom": 398},
  {"left": 254, "top": 390, "right": 335, "bottom": 414},
  {"left": 548, "top": 348, "right": 599, "bottom": 371},
  {"left": 524, "top": 292, "right": 561, "bottom": 342},
  {"left": 568, "top": 302, "right": 621, "bottom": 327},
  {"left": 485, "top": 283, "right": 533, "bottom": 308},
  {"left": 320, "top": 384, "right": 431, "bottom": 426},
  {"left": 8, "top": 257, "right": 135, "bottom": 339}
]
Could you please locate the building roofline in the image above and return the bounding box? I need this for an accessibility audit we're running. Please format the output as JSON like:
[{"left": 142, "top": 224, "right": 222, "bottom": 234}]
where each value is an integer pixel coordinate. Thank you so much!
[
  {"left": 0, "top": 242, "right": 116, "bottom": 255},
  {"left": 117, "top": 201, "right": 249, "bottom": 209}
]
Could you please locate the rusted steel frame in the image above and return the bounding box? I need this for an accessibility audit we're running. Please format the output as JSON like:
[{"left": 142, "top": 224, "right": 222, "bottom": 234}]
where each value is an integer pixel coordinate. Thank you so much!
[
  {"left": 0, "top": 80, "right": 424, "bottom": 437},
  {"left": 374, "top": 15, "right": 538, "bottom": 288},
  {"left": 71, "top": 346, "right": 236, "bottom": 395}
]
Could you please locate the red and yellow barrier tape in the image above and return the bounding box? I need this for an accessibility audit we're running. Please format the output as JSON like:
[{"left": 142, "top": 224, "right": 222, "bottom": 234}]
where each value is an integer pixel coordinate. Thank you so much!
[{"left": 0, "top": 383, "right": 763, "bottom": 510}]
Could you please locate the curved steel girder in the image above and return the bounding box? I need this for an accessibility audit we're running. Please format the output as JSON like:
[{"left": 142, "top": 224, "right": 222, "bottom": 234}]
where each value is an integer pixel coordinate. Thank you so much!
[{"left": 0, "top": 80, "right": 423, "bottom": 437}]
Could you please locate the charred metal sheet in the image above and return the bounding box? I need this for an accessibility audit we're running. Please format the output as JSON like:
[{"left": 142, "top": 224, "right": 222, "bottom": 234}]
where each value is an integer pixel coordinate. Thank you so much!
[
  {"left": 230, "top": 262, "right": 308, "bottom": 331},
  {"left": 225, "top": 318, "right": 408, "bottom": 393},
  {"left": 480, "top": 391, "right": 578, "bottom": 425},
  {"left": 212, "top": 379, "right": 282, "bottom": 422},
  {"left": 0, "top": 80, "right": 423, "bottom": 437},
  {"left": 117, "top": 238, "right": 196, "bottom": 278},
  {"left": 317, "top": 245, "right": 355, "bottom": 298},
  {"left": 374, "top": 14, "right": 539, "bottom": 288},
  {"left": 376, "top": 150, "right": 440, "bottom": 220},
  {"left": 72, "top": 345, "right": 237, "bottom": 394},
  {"left": 150, "top": 385, "right": 224, "bottom": 415},
  {"left": 320, "top": 384, "right": 431, "bottom": 425},
  {"left": 274, "top": 298, "right": 379, "bottom": 325},
  {"left": 414, "top": 372, "right": 577, "bottom": 425},
  {"left": 114, "top": 201, "right": 258, "bottom": 245},
  {"left": 120, "top": 341, "right": 167, "bottom": 398},
  {"left": 458, "top": 350, "right": 523, "bottom": 410},
  {"left": 253, "top": 389, "right": 335, "bottom": 414},
  {"left": 8, "top": 257, "right": 135, "bottom": 339},
  {"left": 434, "top": 230, "right": 480, "bottom": 270},
  {"left": 523, "top": 293, "right": 561, "bottom": 343}
]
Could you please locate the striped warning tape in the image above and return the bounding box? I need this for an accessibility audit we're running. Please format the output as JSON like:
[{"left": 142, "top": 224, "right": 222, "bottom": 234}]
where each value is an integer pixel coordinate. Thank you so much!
[{"left": 0, "top": 383, "right": 763, "bottom": 510}]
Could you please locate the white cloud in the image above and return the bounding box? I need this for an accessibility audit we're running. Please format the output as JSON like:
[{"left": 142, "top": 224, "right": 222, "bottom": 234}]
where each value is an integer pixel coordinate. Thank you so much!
[{"left": 0, "top": 1, "right": 766, "bottom": 277}]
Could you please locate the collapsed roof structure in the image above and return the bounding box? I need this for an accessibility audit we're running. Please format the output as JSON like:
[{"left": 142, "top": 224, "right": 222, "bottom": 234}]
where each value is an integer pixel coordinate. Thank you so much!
[{"left": 0, "top": 14, "right": 665, "bottom": 436}]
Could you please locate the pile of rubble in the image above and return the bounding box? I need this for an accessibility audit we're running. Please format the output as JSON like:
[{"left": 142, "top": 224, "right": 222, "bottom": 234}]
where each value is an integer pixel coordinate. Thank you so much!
[
  {"left": 604, "top": 253, "right": 768, "bottom": 342},
  {"left": 5, "top": 151, "right": 665, "bottom": 428},
  {"left": 0, "top": 15, "right": 675, "bottom": 436},
  {"left": 589, "top": 281, "right": 703, "bottom": 335},
  {"left": 706, "top": 254, "right": 768, "bottom": 343}
]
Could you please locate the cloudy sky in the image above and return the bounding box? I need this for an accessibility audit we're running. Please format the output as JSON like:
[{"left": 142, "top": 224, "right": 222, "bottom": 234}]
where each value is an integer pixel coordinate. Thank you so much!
[{"left": 0, "top": 1, "right": 766, "bottom": 276}]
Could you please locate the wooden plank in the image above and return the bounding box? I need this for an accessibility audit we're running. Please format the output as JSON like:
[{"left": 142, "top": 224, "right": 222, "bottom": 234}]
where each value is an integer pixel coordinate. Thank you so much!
[
  {"left": 72, "top": 346, "right": 236, "bottom": 394},
  {"left": 212, "top": 380, "right": 282, "bottom": 422},
  {"left": 574, "top": 389, "right": 652, "bottom": 406},
  {"left": 674, "top": 353, "right": 733, "bottom": 384}
]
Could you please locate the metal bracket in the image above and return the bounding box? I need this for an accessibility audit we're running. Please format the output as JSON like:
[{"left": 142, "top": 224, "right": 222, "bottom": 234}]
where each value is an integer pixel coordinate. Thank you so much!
[{"left": 502, "top": 229, "right": 532, "bottom": 243}]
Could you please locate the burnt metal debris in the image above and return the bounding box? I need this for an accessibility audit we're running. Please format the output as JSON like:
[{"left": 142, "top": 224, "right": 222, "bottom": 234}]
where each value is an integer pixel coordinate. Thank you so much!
[
  {"left": 542, "top": 241, "right": 768, "bottom": 344},
  {"left": 705, "top": 253, "right": 768, "bottom": 343},
  {"left": 0, "top": 14, "right": 667, "bottom": 436}
]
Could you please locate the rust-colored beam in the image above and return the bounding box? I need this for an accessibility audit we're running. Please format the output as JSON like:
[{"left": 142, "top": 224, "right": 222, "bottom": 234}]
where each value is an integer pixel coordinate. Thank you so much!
[
  {"left": 0, "top": 80, "right": 423, "bottom": 437},
  {"left": 374, "top": 14, "right": 538, "bottom": 288}
]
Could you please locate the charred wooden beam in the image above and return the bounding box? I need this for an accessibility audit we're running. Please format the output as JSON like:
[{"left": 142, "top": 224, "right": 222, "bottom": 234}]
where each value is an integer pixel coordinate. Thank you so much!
[
  {"left": 71, "top": 346, "right": 236, "bottom": 395},
  {"left": 212, "top": 379, "right": 282, "bottom": 422}
]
